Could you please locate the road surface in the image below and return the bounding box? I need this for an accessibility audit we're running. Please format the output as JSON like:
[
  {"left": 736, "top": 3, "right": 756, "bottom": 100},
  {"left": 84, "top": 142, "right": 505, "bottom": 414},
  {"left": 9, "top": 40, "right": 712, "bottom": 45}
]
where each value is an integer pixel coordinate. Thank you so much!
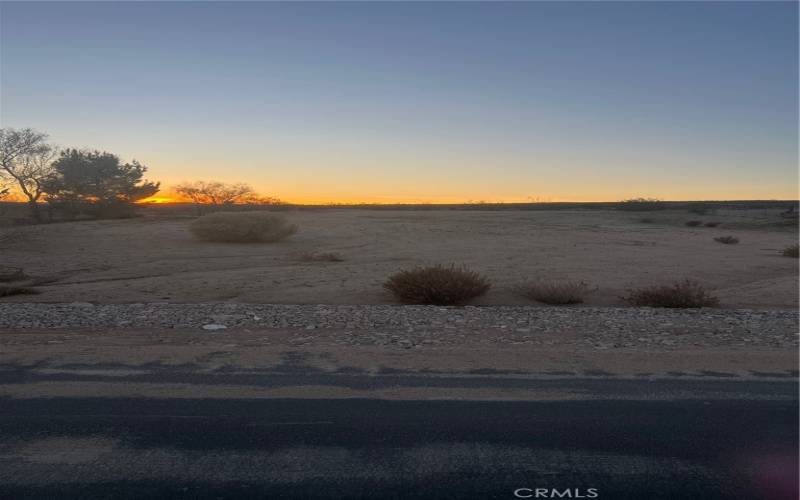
[{"left": 0, "top": 367, "right": 796, "bottom": 500}]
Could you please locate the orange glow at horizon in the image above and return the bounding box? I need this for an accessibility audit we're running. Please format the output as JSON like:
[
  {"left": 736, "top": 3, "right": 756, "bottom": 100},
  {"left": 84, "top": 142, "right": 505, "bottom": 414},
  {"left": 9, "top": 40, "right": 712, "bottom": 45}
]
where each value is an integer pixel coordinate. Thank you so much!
[
  {"left": 5, "top": 189, "right": 796, "bottom": 207},
  {"left": 138, "top": 196, "right": 178, "bottom": 204},
  {"left": 134, "top": 192, "right": 799, "bottom": 206},
  {"left": 140, "top": 189, "right": 563, "bottom": 205}
]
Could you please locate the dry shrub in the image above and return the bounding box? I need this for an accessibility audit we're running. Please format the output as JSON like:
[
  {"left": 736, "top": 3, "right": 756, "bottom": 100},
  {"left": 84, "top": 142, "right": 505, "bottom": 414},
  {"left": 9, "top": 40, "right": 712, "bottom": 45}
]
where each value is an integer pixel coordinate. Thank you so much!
[
  {"left": 618, "top": 198, "right": 666, "bottom": 212},
  {"left": 685, "top": 220, "right": 702, "bottom": 227},
  {"left": 704, "top": 222, "right": 720, "bottom": 227},
  {"left": 0, "top": 266, "right": 27, "bottom": 282},
  {"left": 638, "top": 217, "right": 655, "bottom": 224},
  {"left": 299, "top": 251, "right": 344, "bottom": 262},
  {"left": 714, "top": 236, "right": 739, "bottom": 245},
  {"left": 0, "top": 285, "right": 39, "bottom": 297},
  {"left": 0, "top": 229, "right": 23, "bottom": 248},
  {"left": 622, "top": 280, "right": 719, "bottom": 308},
  {"left": 189, "top": 212, "right": 297, "bottom": 243},
  {"left": 0, "top": 266, "right": 42, "bottom": 297},
  {"left": 384, "top": 264, "right": 490, "bottom": 305},
  {"left": 519, "top": 280, "right": 593, "bottom": 305},
  {"left": 781, "top": 244, "right": 799, "bottom": 258},
  {"left": 687, "top": 203, "right": 711, "bottom": 215}
]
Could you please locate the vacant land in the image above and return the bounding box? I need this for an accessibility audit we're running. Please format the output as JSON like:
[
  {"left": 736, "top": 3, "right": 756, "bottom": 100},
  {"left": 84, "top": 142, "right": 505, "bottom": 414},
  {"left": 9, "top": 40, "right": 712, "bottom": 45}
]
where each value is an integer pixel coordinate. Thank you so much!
[{"left": 1, "top": 208, "right": 797, "bottom": 309}]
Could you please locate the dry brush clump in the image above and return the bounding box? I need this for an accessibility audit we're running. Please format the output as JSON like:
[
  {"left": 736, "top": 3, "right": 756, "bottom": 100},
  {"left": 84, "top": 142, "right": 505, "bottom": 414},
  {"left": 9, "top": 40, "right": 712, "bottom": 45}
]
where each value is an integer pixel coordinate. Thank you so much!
[
  {"left": 687, "top": 203, "right": 712, "bottom": 215},
  {"left": 714, "top": 236, "right": 739, "bottom": 245},
  {"left": 0, "top": 285, "right": 39, "bottom": 297},
  {"left": 781, "top": 244, "right": 799, "bottom": 258},
  {"left": 621, "top": 280, "right": 719, "bottom": 308},
  {"left": 704, "top": 222, "right": 720, "bottom": 227},
  {"left": 298, "top": 251, "right": 344, "bottom": 262},
  {"left": 685, "top": 220, "right": 702, "bottom": 227},
  {"left": 384, "top": 264, "right": 490, "bottom": 305},
  {"left": 189, "top": 212, "right": 297, "bottom": 243},
  {"left": 518, "top": 280, "right": 594, "bottom": 305},
  {"left": 0, "top": 266, "right": 27, "bottom": 282},
  {"left": 0, "top": 228, "right": 22, "bottom": 249},
  {"left": 0, "top": 265, "right": 38, "bottom": 297},
  {"left": 618, "top": 198, "right": 666, "bottom": 212}
]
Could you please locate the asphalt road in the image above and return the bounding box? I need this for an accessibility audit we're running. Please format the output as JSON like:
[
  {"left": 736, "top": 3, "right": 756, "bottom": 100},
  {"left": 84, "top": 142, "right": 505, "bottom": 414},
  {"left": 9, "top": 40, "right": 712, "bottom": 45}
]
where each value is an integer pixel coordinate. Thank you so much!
[{"left": 0, "top": 380, "right": 797, "bottom": 500}]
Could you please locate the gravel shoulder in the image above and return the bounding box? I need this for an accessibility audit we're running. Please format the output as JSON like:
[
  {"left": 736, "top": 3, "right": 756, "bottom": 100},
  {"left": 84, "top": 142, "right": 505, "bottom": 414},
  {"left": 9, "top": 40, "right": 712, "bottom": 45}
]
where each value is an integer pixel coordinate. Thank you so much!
[{"left": 0, "top": 303, "right": 796, "bottom": 350}]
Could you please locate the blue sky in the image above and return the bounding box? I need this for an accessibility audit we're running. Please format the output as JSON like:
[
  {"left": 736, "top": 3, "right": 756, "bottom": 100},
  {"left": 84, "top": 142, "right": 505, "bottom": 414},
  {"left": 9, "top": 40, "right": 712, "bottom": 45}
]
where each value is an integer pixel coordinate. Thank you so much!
[{"left": 1, "top": 1, "right": 797, "bottom": 202}]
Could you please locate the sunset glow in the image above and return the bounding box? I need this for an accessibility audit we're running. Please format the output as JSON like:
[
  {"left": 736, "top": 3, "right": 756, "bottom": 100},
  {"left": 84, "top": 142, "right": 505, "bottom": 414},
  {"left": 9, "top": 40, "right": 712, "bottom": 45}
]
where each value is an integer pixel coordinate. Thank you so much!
[{"left": 137, "top": 197, "right": 177, "bottom": 205}]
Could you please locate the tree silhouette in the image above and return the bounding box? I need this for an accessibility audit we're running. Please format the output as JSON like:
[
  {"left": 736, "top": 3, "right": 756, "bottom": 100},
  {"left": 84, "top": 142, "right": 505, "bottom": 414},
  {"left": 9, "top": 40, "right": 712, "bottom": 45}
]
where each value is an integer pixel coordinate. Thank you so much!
[
  {"left": 0, "top": 128, "right": 57, "bottom": 222},
  {"left": 44, "top": 149, "right": 159, "bottom": 218},
  {"left": 175, "top": 181, "right": 255, "bottom": 205}
]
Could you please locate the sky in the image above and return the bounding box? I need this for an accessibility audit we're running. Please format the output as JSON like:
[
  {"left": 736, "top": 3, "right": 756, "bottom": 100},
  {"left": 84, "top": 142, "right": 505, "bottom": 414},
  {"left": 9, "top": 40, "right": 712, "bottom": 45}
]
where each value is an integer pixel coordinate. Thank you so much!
[{"left": 1, "top": 1, "right": 797, "bottom": 204}]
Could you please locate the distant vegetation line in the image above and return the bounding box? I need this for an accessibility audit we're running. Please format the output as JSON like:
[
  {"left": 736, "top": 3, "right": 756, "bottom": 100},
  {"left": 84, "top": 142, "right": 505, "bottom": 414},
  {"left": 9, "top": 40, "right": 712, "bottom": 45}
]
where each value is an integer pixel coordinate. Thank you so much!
[
  {"left": 151, "top": 199, "right": 797, "bottom": 211},
  {"left": 284, "top": 200, "right": 799, "bottom": 211}
]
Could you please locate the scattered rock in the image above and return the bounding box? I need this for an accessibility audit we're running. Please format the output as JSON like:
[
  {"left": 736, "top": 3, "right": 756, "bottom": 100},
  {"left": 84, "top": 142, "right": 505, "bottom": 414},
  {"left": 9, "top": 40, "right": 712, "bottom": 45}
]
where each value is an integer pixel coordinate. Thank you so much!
[{"left": 201, "top": 324, "right": 227, "bottom": 331}]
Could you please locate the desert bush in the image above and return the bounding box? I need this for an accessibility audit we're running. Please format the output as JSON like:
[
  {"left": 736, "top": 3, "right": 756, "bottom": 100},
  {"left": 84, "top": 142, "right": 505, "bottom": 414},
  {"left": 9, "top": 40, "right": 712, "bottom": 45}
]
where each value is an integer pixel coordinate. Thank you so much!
[
  {"left": 781, "top": 244, "right": 799, "bottom": 258},
  {"left": 0, "top": 285, "right": 39, "bottom": 297},
  {"left": 622, "top": 280, "right": 719, "bottom": 308},
  {"left": 0, "top": 266, "right": 26, "bottom": 282},
  {"left": 638, "top": 217, "right": 655, "bottom": 224},
  {"left": 714, "top": 236, "right": 739, "bottom": 245},
  {"left": 299, "top": 251, "right": 344, "bottom": 262},
  {"left": 687, "top": 203, "right": 713, "bottom": 215},
  {"left": 704, "top": 222, "right": 720, "bottom": 227},
  {"left": 189, "top": 212, "right": 297, "bottom": 243},
  {"left": 618, "top": 198, "right": 666, "bottom": 212},
  {"left": 48, "top": 199, "right": 139, "bottom": 220},
  {"left": 685, "top": 220, "right": 702, "bottom": 227},
  {"left": 384, "top": 264, "right": 490, "bottom": 305},
  {"left": 518, "top": 280, "right": 593, "bottom": 305},
  {"left": 0, "top": 228, "right": 27, "bottom": 251}
]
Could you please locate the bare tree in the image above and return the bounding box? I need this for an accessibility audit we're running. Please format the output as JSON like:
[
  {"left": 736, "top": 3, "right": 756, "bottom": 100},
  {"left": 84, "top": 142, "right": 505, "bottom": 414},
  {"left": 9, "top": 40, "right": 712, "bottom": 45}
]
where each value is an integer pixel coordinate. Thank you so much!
[
  {"left": 175, "top": 181, "right": 256, "bottom": 213},
  {"left": 0, "top": 181, "right": 9, "bottom": 216},
  {"left": 0, "top": 128, "right": 57, "bottom": 222}
]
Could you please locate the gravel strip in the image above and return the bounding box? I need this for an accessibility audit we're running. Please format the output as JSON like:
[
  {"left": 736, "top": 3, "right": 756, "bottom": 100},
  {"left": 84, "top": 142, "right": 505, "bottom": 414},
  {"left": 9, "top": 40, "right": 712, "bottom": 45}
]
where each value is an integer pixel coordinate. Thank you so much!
[{"left": 0, "top": 303, "right": 797, "bottom": 349}]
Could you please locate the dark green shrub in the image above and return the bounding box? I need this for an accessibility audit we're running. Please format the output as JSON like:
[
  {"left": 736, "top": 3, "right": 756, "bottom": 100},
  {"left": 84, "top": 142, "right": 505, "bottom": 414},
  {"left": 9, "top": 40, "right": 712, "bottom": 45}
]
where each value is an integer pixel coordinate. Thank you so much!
[{"left": 714, "top": 236, "right": 739, "bottom": 245}]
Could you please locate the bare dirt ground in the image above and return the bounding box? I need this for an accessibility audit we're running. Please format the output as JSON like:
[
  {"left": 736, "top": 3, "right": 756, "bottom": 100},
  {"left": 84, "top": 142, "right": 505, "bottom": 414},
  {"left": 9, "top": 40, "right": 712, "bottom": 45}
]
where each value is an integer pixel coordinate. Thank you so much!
[
  {"left": 3, "top": 327, "right": 796, "bottom": 379},
  {"left": 1, "top": 208, "right": 797, "bottom": 308}
]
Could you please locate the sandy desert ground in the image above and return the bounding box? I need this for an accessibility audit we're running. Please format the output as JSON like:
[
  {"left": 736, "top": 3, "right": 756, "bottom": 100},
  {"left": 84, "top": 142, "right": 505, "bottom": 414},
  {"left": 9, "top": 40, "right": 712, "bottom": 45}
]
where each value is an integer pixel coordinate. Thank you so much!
[{"left": 1, "top": 208, "right": 797, "bottom": 309}]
